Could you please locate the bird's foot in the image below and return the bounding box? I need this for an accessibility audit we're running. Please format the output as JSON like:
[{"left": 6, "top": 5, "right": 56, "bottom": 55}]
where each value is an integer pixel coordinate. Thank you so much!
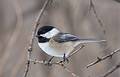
[{"left": 59, "top": 53, "right": 69, "bottom": 63}]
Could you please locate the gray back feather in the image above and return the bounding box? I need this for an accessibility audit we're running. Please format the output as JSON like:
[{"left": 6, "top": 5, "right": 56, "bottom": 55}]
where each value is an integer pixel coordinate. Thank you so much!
[{"left": 53, "top": 33, "right": 80, "bottom": 43}]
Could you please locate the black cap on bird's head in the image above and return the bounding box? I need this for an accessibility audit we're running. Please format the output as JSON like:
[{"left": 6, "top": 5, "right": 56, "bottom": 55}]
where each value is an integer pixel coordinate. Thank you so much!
[
  {"left": 36, "top": 26, "right": 54, "bottom": 43},
  {"left": 37, "top": 26, "right": 55, "bottom": 36},
  {"left": 36, "top": 25, "right": 60, "bottom": 43}
]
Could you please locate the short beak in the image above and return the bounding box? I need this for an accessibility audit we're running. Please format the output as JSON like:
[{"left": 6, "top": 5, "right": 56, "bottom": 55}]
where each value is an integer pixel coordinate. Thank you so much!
[{"left": 35, "top": 35, "right": 40, "bottom": 37}]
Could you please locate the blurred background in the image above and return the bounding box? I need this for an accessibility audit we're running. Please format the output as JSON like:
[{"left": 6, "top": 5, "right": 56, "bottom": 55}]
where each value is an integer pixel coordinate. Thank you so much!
[{"left": 0, "top": 0, "right": 120, "bottom": 77}]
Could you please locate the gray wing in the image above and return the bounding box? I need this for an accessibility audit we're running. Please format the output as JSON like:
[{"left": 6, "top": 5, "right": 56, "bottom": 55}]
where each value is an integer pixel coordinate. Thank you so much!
[{"left": 53, "top": 33, "right": 80, "bottom": 43}]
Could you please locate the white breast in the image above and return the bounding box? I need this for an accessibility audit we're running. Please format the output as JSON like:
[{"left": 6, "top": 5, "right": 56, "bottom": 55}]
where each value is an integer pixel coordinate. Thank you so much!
[{"left": 38, "top": 42, "right": 68, "bottom": 57}]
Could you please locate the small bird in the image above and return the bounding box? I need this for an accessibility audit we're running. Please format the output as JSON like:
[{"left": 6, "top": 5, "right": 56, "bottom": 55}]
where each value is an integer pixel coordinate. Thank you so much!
[{"left": 36, "top": 25, "right": 106, "bottom": 62}]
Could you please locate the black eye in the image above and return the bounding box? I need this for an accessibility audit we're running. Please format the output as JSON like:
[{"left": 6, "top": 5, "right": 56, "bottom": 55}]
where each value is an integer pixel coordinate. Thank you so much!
[
  {"left": 37, "top": 26, "right": 54, "bottom": 35},
  {"left": 37, "top": 36, "right": 50, "bottom": 43}
]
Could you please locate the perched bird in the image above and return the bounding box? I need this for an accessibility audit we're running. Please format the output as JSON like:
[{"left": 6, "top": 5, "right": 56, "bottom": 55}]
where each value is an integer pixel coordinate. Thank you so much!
[{"left": 36, "top": 25, "right": 106, "bottom": 61}]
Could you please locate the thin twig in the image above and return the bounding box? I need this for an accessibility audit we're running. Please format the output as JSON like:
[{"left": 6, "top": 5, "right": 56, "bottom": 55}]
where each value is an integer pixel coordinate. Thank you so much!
[
  {"left": 86, "top": 48, "right": 120, "bottom": 68},
  {"left": 23, "top": 0, "right": 51, "bottom": 77},
  {"left": 29, "top": 59, "right": 79, "bottom": 77},
  {"left": 67, "top": 45, "right": 85, "bottom": 58},
  {"left": 89, "top": 0, "right": 106, "bottom": 34},
  {"left": 63, "top": 66, "right": 79, "bottom": 77},
  {"left": 101, "top": 62, "right": 120, "bottom": 77}
]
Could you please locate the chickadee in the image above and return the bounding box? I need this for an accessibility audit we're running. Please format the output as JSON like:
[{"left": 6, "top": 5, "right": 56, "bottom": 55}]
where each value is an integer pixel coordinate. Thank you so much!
[{"left": 36, "top": 25, "right": 106, "bottom": 59}]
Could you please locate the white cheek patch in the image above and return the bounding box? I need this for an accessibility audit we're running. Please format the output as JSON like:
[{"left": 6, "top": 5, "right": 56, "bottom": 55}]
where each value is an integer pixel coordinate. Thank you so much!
[{"left": 41, "top": 28, "right": 60, "bottom": 38}]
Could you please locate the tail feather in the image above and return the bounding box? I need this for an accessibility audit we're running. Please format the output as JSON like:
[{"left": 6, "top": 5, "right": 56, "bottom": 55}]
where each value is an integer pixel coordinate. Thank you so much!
[
  {"left": 74, "top": 39, "right": 106, "bottom": 47},
  {"left": 78, "top": 39, "right": 106, "bottom": 44}
]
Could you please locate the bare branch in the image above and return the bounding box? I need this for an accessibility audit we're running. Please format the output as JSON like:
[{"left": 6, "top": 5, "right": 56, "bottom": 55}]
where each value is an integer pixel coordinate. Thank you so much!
[
  {"left": 64, "top": 67, "right": 79, "bottom": 77},
  {"left": 86, "top": 48, "right": 120, "bottom": 68},
  {"left": 29, "top": 59, "right": 79, "bottom": 77},
  {"left": 101, "top": 62, "right": 120, "bottom": 77},
  {"left": 23, "top": 0, "right": 51, "bottom": 77},
  {"left": 89, "top": 0, "right": 106, "bottom": 34},
  {"left": 67, "top": 45, "right": 85, "bottom": 58}
]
